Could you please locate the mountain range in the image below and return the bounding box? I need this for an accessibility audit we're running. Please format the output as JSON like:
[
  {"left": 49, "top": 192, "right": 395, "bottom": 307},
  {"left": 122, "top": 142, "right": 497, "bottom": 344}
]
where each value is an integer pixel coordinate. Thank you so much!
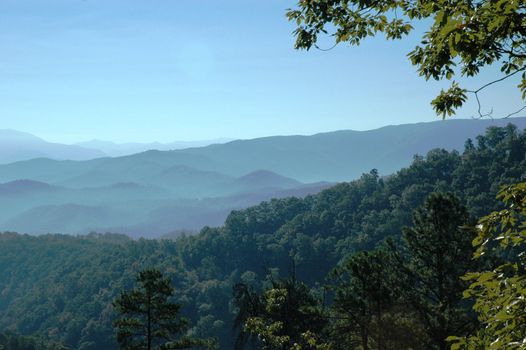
[
  {"left": 76, "top": 138, "right": 234, "bottom": 157},
  {"left": 0, "top": 117, "right": 525, "bottom": 237},
  {"left": 0, "top": 129, "right": 104, "bottom": 163},
  {"left": 0, "top": 129, "right": 233, "bottom": 164}
]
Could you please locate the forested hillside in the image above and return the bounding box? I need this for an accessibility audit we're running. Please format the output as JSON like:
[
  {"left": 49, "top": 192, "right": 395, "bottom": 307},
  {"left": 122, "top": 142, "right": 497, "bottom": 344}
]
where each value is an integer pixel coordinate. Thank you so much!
[{"left": 0, "top": 124, "right": 525, "bottom": 349}]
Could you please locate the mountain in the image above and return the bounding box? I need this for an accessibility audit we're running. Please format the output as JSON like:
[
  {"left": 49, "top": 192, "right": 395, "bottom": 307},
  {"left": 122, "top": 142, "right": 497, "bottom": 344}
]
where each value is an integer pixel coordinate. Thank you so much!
[
  {"left": 141, "top": 165, "right": 234, "bottom": 197},
  {"left": 1, "top": 118, "right": 525, "bottom": 185},
  {"left": 0, "top": 129, "right": 233, "bottom": 164},
  {"left": 0, "top": 129, "right": 105, "bottom": 164},
  {"left": 168, "top": 118, "right": 526, "bottom": 182},
  {"left": 0, "top": 180, "right": 330, "bottom": 236},
  {"left": 76, "top": 138, "right": 234, "bottom": 157},
  {"left": 0, "top": 164, "right": 318, "bottom": 236},
  {"left": 0, "top": 179, "right": 58, "bottom": 195},
  {"left": 1, "top": 119, "right": 525, "bottom": 236},
  {"left": 233, "top": 170, "right": 302, "bottom": 191},
  {"left": 1, "top": 124, "right": 525, "bottom": 349}
]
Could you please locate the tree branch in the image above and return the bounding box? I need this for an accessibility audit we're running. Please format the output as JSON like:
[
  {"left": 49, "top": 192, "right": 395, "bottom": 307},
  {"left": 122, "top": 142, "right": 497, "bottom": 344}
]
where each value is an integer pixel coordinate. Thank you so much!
[{"left": 467, "top": 68, "right": 526, "bottom": 119}]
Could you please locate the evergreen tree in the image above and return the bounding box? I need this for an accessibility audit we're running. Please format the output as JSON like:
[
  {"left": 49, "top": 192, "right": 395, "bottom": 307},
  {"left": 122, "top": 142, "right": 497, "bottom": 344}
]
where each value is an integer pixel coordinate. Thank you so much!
[
  {"left": 113, "top": 269, "right": 208, "bottom": 350},
  {"left": 329, "top": 248, "right": 424, "bottom": 350},
  {"left": 401, "top": 193, "right": 477, "bottom": 350}
]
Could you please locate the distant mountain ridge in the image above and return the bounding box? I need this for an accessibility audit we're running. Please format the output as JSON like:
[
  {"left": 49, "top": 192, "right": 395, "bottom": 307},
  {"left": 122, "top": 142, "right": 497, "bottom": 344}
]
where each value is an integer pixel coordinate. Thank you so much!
[
  {"left": 167, "top": 118, "right": 526, "bottom": 182},
  {"left": 0, "top": 129, "right": 105, "bottom": 164},
  {"left": 76, "top": 138, "right": 234, "bottom": 157},
  {"left": 1, "top": 118, "right": 525, "bottom": 236},
  {"left": 0, "top": 130, "right": 234, "bottom": 164},
  {"left": 2, "top": 118, "right": 525, "bottom": 184}
]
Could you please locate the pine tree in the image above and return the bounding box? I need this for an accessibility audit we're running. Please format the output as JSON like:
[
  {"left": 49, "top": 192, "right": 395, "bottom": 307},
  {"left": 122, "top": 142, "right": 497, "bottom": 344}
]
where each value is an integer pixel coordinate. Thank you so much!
[
  {"left": 329, "top": 248, "right": 424, "bottom": 350},
  {"left": 402, "top": 193, "right": 477, "bottom": 350},
  {"left": 113, "top": 269, "right": 208, "bottom": 350}
]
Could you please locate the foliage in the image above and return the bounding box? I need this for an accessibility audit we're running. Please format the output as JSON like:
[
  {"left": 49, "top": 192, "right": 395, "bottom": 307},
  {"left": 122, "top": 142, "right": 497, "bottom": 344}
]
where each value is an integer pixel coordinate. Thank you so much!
[
  {"left": 449, "top": 182, "right": 526, "bottom": 349},
  {"left": 328, "top": 248, "right": 423, "bottom": 349},
  {"left": 0, "top": 332, "right": 68, "bottom": 350},
  {"left": 287, "top": 0, "right": 526, "bottom": 117},
  {"left": 234, "top": 276, "right": 328, "bottom": 350},
  {"left": 113, "top": 269, "right": 210, "bottom": 350},
  {"left": 326, "top": 193, "right": 476, "bottom": 350},
  {"left": 401, "top": 193, "right": 477, "bottom": 349}
]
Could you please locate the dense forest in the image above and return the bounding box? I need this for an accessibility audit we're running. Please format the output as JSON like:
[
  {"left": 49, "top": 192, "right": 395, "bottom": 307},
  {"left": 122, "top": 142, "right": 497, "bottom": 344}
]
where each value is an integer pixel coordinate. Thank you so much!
[{"left": 0, "top": 124, "right": 525, "bottom": 349}]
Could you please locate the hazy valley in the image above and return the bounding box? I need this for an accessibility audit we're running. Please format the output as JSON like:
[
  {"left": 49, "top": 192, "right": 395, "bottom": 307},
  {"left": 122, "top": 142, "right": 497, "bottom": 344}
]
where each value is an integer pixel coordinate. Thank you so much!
[{"left": 1, "top": 118, "right": 525, "bottom": 237}]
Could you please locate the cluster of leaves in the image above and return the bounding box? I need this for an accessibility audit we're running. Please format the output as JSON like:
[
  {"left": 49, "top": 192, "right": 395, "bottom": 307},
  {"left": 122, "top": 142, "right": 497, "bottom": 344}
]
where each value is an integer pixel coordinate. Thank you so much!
[
  {"left": 287, "top": 0, "right": 526, "bottom": 117},
  {"left": 449, "top": 182, "right": 526, "bottom": 349},
  {"left": 0, "top": 125, "right": 525, "bottom": 348},
  {"left": 234, "top": 277, "right": 328, "bottom": 350}
]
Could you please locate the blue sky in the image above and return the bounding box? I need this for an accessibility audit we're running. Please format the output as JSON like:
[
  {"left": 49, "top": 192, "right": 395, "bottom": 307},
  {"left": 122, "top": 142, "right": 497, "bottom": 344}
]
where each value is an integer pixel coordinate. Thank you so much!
[{"left": 0, "top": 0, "right": 522, "bottom": 143}]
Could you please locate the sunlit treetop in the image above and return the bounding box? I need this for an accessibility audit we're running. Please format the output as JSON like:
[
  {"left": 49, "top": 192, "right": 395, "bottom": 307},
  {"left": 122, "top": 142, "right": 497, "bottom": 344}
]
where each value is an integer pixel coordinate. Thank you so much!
[{"left": 287, "top": 0, "right": 526, "bottom": 118}]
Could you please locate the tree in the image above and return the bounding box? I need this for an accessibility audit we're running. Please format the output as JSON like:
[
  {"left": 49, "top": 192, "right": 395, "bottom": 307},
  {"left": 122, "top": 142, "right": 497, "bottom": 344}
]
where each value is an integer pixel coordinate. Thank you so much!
[
  {"left": 113, "top": 269, "right": 210, "bottom": 350},
  {"left": 400, "top": 192, "right": 477, "bottom": 350},
  {"left": 449, "top": 182, "right": 526, "bottom": 349},
  {"left": 234, "top": 276, "right": 328, "bottom": 350},
  {"left": 287, "top": 0, "right": 526, "bottom": 118},
  {"left": 329, "top": 248, "right": 424, "bottom": 350}
]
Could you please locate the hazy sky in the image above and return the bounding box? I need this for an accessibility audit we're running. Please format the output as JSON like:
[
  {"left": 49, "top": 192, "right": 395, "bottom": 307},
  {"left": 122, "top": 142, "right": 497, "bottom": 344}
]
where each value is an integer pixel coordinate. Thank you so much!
[{"left": 0, "top": 0, "right": 523, "bottom": 143}]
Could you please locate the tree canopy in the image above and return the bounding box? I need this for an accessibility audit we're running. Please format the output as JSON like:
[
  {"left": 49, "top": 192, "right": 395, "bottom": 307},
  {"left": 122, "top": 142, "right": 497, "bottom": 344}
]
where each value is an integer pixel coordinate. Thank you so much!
[
  {"left": 113, "top": 269, "right": 210, "bottom": 350},
  {"left": 287, "top": 0, "right": 526, "bottom": 118}
]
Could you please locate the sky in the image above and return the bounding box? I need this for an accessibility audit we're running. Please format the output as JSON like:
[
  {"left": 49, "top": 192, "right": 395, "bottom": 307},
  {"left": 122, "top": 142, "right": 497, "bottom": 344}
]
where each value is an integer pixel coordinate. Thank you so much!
[{"left": 0, "top": 0, "right": 523, "bottom": 143}]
